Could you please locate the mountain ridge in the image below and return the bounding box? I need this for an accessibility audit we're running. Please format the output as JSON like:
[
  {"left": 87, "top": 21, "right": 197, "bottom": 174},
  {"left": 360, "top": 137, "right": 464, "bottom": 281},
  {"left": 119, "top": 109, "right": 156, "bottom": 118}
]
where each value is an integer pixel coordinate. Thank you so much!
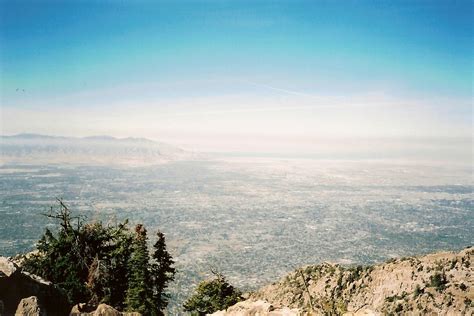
[
  {"left": 0, "top": 133, "right": 193, "bottom": 166},
  {"left": 2, "top": 133, "right": 155, "bottom": 143},
  {"left": 213, "top": 247, "right": 474, "bottom": 315}
]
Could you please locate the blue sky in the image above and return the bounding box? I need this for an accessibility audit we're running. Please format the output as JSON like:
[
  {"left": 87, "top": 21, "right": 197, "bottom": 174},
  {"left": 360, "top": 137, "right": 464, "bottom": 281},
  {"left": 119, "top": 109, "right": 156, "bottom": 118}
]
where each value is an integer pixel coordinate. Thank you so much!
[{"left": 0, "top": 1, "right": 472, "bottom": 156}]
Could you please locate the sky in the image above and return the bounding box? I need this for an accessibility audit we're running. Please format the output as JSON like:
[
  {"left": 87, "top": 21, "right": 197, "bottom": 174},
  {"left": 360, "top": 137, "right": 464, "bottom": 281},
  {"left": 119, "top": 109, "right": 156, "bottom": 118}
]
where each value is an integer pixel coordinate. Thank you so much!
[{"left": 0, "top": 0, "right": 472, "bottom": 158}]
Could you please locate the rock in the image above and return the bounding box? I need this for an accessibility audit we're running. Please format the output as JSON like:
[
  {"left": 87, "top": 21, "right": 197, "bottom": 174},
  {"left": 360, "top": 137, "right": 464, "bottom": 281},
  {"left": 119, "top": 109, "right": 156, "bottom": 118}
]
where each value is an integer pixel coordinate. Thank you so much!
[
  {"left": 343, "top": 308, "right": 378, "bottom": 316},
  {"left": 210, "top": 300, "right": 300, "bottom": 315},
  {"left": 0, "top": 256, "right": 70, "bottom": 315},
  {"left": 69, "top": 304, "right": 83, "bottom": 314},
  {"left": 69, "top": 303, "right": 142, "bottom": 316},
  {"left": 70, "top": 303, "right": 96, "bottom": 314},
  {"left": 15, "top": 296, "right": 46, "bottom": 316},
  {"left": 92, "top": 304, "right": 121, "bottom": 316},
  {"left": 0, "top": 256, "right": 18, "bottom": 278}
]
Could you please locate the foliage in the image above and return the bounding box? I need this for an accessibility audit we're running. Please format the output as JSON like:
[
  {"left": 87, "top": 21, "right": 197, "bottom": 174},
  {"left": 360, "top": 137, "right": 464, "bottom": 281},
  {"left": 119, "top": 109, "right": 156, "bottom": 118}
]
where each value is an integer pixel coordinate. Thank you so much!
[
  {"left": 346, "top": 265, "right": 364, "bottom": 284},
  {"left": 395, "top": 303, "right": 403, "bottom": 313},
  {"left": 150, "top": 231, "right": 176, "bottom": 315},
  {"left": 428, "top": 272, "right": 448, "bottom": 292},
  {"left": 183, "top": 272, "right": 242, "bottom": 315},
  {"left": 413, "top": 284, "right": 423, "bottom": 298},
  {"left": 22, "top": 199, "right": 175, "bottom": 315},
  {"left": 125, "top": 224, "right": 153, "bottom": 313}
]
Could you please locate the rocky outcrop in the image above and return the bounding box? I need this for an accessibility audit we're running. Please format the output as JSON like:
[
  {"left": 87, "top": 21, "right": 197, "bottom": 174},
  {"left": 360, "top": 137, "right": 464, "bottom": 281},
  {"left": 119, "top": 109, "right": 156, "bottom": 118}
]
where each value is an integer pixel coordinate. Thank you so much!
[
  {"left": 70, "top": 303, "right": 141, "bottom": 316},
  {"left": 211, "top": 300, "right": 300, "bottom": 315},
  {"left": 0, "top": 256, "right": 70, "bottom": 315},
  {"left": 15, "top": 296, "right": 46, "bottom": 316},
  {"left": 214, "top": 247, "right": 474, "bottom": 315},
  {"left": 0, "top": 256, "right": 141, "bottom": 316},
  {"left": 0, "top": 257, "right": 17, "bottom": 278}
]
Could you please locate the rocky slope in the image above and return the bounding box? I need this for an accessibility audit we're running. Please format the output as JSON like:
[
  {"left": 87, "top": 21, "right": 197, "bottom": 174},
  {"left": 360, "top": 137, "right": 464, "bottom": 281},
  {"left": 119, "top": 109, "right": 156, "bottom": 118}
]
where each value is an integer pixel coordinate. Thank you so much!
[{"left": 214, "top": 247, "right": 473, "bottom": 315}]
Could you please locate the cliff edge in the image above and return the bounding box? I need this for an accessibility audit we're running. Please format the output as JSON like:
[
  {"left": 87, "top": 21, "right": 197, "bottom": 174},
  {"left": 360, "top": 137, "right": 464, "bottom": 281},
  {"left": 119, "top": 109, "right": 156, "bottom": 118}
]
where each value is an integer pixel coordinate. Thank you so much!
[{"left": 214, "top": 247, "right": 473, "bottom": 315}]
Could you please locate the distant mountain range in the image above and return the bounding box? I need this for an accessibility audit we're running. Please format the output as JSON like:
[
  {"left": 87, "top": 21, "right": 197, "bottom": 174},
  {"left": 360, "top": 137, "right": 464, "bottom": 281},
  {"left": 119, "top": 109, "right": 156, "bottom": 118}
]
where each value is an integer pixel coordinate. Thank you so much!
[{"left": 0, "top": 134, "right": 194, "bottom": 165}]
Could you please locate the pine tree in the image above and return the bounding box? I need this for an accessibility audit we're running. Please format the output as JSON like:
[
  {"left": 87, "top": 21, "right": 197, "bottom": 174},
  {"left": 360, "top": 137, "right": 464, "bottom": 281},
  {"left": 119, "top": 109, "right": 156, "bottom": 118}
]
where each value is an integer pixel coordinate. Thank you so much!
[
  {"left": 125, "top": 224, "right": 153, "bottom": 314},
  {"left": 23, "top": 200, "right": 89, "bottom": 304},
  {"left": 150, "top": 231, "right": 176, "bottom": 315},
  {"left": 22, "top": 200, "right": 135, "bottom": 307},
  {"left": 23, "top": 200, "right": 176, "bottom": 314},
  {"left": 103, "top": 221, "right": 134, "bottom": 309}
]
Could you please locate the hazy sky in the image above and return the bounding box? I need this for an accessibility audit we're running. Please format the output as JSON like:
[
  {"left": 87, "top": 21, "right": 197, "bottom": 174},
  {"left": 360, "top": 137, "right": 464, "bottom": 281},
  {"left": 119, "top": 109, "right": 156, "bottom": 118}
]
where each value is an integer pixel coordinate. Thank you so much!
[{"left": 0, "top": 1, "right": 472, "bottom": 156}]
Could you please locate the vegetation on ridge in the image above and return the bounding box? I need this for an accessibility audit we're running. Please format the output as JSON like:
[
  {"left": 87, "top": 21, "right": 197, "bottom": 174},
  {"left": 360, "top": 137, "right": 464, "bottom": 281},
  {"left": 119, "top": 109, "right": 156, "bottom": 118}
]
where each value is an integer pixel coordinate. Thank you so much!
[
  {"left": 245, "top": 247, "right": 473, "bottom": 315},
  {"left": 21, "top": 199, "right": 175, "bottom": 315}
]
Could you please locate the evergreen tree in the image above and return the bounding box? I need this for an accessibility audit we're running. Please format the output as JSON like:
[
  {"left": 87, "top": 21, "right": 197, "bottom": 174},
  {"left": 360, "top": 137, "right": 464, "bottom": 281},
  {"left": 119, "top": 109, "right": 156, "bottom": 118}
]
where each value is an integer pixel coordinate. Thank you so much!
[
  {"left": 102, "top": 221, "right": 135, "bottom": 309},
  {"left": 23, "top": 201, "right": 90, "bottom": 304},
  {"left": 23, "top": 203, "right": 135, "bottom": 307},
  {"left": 150, "top": 231, "right": 176, "bottom": 315},
  {"left": 23, "top": 200, "right": 176, "bottom": 314},
  {"left": 125, "top": 224, "right": 153, "bottom": 314}
]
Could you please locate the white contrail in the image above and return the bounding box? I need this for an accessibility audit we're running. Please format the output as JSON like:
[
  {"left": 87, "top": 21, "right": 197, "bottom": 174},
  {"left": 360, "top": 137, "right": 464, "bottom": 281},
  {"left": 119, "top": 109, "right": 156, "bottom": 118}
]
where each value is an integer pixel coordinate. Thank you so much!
[{"left": 243, "top": 80, "right": 326, "bottom": 99}]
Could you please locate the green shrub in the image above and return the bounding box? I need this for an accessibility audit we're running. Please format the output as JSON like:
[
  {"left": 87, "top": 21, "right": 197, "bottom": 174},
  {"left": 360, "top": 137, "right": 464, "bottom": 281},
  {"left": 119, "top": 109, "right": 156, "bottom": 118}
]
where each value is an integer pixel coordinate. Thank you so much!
[
  {"left": 413, "top": 284, "right": 423, "bottom": 298},
  {"left": 449, "top": 259, "right": 457, "bottom": 270},
  {"left": 428, "top": 273, "right": 448, "bottom": 292},
  {"left": 395, "top": 303, "right": 403, "bottom": 313},
  {"left": 183, "top": 273, "right": 242, "bottom": 315}
]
